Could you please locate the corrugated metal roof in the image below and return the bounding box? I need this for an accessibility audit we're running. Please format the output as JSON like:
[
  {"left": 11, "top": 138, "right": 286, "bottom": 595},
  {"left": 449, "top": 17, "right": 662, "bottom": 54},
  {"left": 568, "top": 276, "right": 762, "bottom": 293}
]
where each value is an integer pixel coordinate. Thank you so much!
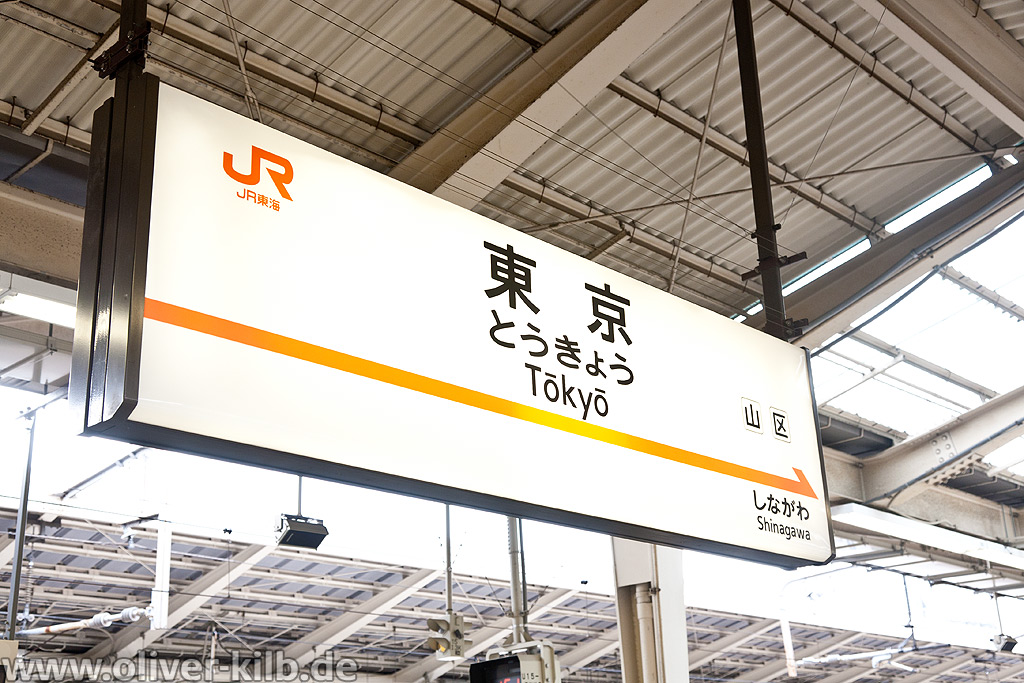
[
  {"left": 982, "top": 0, "right": 1024, "bottom": 43},
  {"left": 2, "top": 0, "right": 1019, "bottom": 319}
]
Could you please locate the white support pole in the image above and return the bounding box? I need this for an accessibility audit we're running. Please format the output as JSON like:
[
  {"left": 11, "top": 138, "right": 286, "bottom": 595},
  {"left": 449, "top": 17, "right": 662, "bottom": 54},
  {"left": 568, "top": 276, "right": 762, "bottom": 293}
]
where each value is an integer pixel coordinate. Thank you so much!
[
  {"left": 151, "top": 523, "right": 171, "bottom": 630},
  {"left": 612, "top": 538, "right": 688, "bottom": 683}
]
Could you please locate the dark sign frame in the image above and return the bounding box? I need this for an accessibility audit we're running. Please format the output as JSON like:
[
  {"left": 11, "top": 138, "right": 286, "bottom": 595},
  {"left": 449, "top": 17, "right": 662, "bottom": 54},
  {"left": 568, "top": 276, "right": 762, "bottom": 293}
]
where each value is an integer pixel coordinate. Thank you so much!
[{"left": 71, "top": 76, "right": 835, "bottom": 569}]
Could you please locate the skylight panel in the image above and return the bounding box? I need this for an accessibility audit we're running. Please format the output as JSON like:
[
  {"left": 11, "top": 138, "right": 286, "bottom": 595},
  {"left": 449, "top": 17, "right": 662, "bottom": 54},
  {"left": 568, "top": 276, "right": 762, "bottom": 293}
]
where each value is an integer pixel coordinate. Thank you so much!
[
  {"left": 734, "top": 239, "right": 871, "bottom": 321},
  {"left": 882, "top": 363, "right": 983, "bottom": 413},
  {"left": 946, "top": 214, "right": 1024, "bottom": 293},
  {"left": 886, "top": 166, "right": 992, "bottom": 234},
  {"left": 810, "top": 354, "right": 870, "bottom": 404},
  {"left": 861, "top": 278, "right": 1024, "bottom": 394},
  {"left": 983, "top": 436, "right": 1024, "bottom": 475},
  {"left": 824, "top": 375, "right": 961, "bottom": 437}
]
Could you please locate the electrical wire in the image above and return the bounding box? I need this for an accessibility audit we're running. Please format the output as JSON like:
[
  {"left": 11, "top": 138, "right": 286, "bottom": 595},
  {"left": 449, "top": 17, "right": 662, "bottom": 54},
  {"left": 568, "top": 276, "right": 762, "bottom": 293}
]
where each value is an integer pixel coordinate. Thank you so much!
[
  {"left": 776, "top": 5, "right": 888, "bottom": 229},
  {"left": 154, "top": 30, "right": 749, "bottom": 247},
  {"left": 151, "top": 0, "right": 913, "bottom": 303},
  {"left": 478, "top": 197, "right": 755, "bottom": 312},
  {"left": 173, "top": 0, "right": 767, "bottom": 249}
]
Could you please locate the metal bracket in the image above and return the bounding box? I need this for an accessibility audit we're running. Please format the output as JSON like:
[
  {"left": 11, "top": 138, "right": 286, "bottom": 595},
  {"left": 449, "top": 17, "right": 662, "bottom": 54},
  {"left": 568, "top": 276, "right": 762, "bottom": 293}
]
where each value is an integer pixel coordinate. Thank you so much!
[
  {"left": 783, "top": 317, "right": 808, "bottom": 340},
  {"left": 740, "top": 250, "right": 807, "bottom": 281},
  {"left": 93, "top": 24, "right": 151, "bottom": 79}
]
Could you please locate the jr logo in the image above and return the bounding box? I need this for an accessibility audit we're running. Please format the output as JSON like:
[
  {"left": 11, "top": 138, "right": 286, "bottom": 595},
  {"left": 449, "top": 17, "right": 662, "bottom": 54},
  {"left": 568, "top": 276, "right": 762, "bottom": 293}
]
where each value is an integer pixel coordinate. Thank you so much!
[{"left": 223, "top": 146, "right": 294, "bottom": 200}]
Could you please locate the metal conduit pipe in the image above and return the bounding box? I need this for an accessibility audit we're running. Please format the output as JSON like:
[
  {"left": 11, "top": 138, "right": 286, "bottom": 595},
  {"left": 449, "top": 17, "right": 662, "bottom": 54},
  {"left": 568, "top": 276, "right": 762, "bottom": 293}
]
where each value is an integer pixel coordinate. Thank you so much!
[
  {"left": 17, "top": 607, "right": 149, "bottom": 637},
  {"left": 635, "top": 585, "right": 658, "bottom": 683}
]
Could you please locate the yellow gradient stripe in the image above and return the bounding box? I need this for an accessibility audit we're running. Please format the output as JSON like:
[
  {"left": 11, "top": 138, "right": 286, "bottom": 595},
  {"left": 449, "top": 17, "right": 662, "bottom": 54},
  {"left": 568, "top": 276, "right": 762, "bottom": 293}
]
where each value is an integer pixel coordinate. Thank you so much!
[{"left": 143, "top": 298, "right": 817, "bottom": 498}]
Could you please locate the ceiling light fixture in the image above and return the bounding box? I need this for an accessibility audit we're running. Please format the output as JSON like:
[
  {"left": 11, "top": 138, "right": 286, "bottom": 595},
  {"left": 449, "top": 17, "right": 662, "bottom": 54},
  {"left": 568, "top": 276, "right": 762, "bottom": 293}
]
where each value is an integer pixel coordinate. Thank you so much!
[{"left": 0, "top": 270, "right": 77, "bottom": 328}]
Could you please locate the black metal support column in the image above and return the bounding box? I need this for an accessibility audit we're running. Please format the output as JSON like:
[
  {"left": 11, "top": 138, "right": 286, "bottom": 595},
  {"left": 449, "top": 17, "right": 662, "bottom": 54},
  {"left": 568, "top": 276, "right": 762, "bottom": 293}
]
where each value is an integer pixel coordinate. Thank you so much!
[
  {"left": 732, "top": 0, "right": 787, "bottom": 340},
  {"left": 71, "top": 0, "right": 158, "bottom": 432}
]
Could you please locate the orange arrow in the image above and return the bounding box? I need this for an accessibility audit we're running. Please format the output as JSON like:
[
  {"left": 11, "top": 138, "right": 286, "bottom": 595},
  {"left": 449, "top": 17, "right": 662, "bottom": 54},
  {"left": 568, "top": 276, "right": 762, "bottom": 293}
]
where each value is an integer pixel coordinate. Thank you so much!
[{"left": 143, "top": 298, "right": 817, "bottom": 499}]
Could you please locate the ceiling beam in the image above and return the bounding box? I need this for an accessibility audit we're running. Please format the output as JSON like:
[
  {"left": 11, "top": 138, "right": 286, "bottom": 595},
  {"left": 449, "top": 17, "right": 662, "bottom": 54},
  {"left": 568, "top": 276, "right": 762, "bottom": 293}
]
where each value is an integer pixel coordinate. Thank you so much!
[
  {"left": 0, "top": 325, "right": 73, "bottom": 355},
  {"left": 939, "top": 266, "right": 1024, "bottom": 323},
  {"left": 501, "top": 173, "right": 753, "bottom": 296},
  {"left": 860, "top": 382, "right": 1024, "bottom": 505},
  {"left": 899, "top": 652, "right": 976, "bottom": 683},
  {"left": 743, "top": 631, "right": 859, "bottom": 682},
  {"left": 0, "top": 535, "right": 14, "bottom": 568},
  {"left": 145, "top": 60, "right": 394, "bottom": 169},
  {"left": 608, "top": 76, "right": 885, "bottom": 239},
  {"left": 808, "top": 662, "right": 877, "bottom": 683},
  {"left": 993, "top": 660, "right": 1024, "bottom": 682},
  {"left": 88, "top": 0, "right": 429, "bottom": 146},
  {"left": 390, "top": 0, "right": 701, "bottom": 206},
  {"left": 450, "top": 0, "right": 550, "bottom": 48},
  {"left": 82, "top": 543, "right": 274, "bottom": 660},
  {"left": 21, "top": 22, "right": 118, "bottom": 136},
  {"left": 558, "top": 628, "right": 620, "bottom": 675},
  {"left": 2, "top": 99, "right": 92, "bottom": 151},
  {"left": 688, "top": 617, "right": 777, "bottom": 670},
  {"left": 849, "top": 0, "right": 1024, "bottom": 139},
  {"left": 281, "top": 568, "right": 441, "bottom": 668},
  {"left": 832, "top": 503, "right": 1024, "bottom": 574},
  {"left": 775, "top": 162, "right": 1024, "bottom": 348},
  {"left": 848, "top": 330, "right": 997, "bottom": 401},
  {"left": 1, "top": 2, "right": 99, "bottom": 44},
  {"left": 391, "top": 588, "right": 577, "bottom": 683},
  {"left": 768, "top": 0, "right": 995, "bottom": 153}
]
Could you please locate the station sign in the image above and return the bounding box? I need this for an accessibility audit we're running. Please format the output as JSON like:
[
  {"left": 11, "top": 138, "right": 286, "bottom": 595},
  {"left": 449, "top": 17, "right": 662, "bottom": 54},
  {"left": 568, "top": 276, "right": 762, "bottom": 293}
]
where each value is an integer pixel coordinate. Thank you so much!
[{"left": 73, "top": 80, "right": 833, "bottom": 567}]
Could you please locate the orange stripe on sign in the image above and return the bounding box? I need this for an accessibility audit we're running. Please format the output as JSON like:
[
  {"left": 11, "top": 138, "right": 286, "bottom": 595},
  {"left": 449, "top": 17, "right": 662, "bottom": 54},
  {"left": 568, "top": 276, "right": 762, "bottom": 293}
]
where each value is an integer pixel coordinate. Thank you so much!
[{"left": 143, "top": 298, "right": 817, "bottom": 499}]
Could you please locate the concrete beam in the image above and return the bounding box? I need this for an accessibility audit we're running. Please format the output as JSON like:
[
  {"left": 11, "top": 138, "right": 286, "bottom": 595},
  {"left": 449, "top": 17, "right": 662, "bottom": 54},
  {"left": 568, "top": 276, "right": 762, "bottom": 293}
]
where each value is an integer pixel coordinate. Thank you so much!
[
  {"left": 391, "top": 0, "right": 700, "bottom": 205},
  {"left": 850, "top": 0, "right": 1024, "bottom": 138},
  {"left": 282, "top": 568, "right": 440, "bottom": 668},
  {"left": 0, "top": 182, "right": 83, "bottom": 287},
  {"left": 84, "top": 544, "right": 274, "bottom": 660},
  {"left": 392, "top": 588, "right": 576, "bottom": 683}
]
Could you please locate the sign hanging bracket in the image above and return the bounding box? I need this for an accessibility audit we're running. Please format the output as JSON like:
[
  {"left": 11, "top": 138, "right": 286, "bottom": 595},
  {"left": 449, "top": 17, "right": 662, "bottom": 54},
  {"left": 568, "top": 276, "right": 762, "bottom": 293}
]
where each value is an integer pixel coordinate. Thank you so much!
[{"left": 93, "top": 24, "right": 151, "bottom": 80}]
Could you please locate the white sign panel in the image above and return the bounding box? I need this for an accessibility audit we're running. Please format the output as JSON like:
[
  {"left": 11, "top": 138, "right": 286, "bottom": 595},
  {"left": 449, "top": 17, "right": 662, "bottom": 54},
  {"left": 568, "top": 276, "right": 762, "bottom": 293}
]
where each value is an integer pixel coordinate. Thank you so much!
[{"left": 118, "top": 84, "right": 831, "bottom": 565}]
